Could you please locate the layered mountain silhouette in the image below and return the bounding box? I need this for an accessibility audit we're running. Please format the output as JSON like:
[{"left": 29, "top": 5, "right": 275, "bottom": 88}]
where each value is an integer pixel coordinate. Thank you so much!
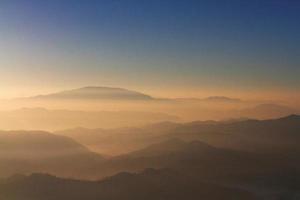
[
  {"left": 0, "top": 169, "right": 257, "bottom": 200},
  {"left": 170, "top": 114, "right": 300, "bottom": 153},
  {"left": 57, "top": 115, "right": 300, "bottom": 155},
  {"left": 3, "top": 115, "right": 299, "bottom": 180},
  {"left": 97, "top": 138, "right": 276, "bottom": 181},
  {"left": 0, "top": 115, "right": 300, "bottom": 199}
]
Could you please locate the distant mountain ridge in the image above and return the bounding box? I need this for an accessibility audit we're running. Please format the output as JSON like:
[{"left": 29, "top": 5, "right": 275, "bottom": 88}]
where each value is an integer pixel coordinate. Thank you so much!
[
  {"left": 5, "top": 86, "right": 298, "bottom": 123},
  {"left": 202, "top": 96, "right": 242, "bottom": 103},
  {"left": 31, "top": 86, "right": 154, "bottom": 100},
  {"left": 239, "top": 103, "right": 298, "bottom": 119},
  {"left": 22, "top": 86, "right": 245, "bottom": 103}
]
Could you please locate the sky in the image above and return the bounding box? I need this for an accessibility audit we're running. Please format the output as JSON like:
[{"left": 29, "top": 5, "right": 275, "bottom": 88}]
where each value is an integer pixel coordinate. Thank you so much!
[{"left": 0, "top": 0, "right": 299, "bottom": 102}]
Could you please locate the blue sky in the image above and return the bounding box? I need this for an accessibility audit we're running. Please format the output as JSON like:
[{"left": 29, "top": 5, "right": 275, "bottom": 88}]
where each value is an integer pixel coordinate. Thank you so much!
[{"left": 0, "top": 0, "right": 299, "bottom": 99}]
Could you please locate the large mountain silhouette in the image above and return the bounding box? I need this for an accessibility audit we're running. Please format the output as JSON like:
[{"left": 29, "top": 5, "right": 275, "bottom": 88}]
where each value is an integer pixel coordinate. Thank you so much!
[
  {"left": 0, "top": 169, "right": 257, "bottom": 200},
  {"left": 201, "top": 96, "right": 242, "bottom": 103},
  {"left": 29, "top": 87, "right": 243, "bottom": 102},
  {"left": 31, "top": 86, "right": 154, "bottom": 100}
]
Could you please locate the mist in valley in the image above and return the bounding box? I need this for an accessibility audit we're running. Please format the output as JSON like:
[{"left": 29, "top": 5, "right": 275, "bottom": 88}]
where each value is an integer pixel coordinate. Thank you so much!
[
  {"left": 1, "top": 0, "right": 300, "bottom": 199},
  {"left": 0, "top": 87, "right": 299, "bottom": 200}
]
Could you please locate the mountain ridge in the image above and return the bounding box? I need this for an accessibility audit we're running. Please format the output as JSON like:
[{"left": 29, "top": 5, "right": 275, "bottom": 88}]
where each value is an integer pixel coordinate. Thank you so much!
[
  {"left": 17, "top": 86, "right": 247, "bottom": 103},
  {"left": 31, "top": 86, "right": 154, "bottom": 101},
  {"left": 0, "top": 130, "right": 105, "bottom": 179},
  {"left": 0, "top": 169, "right": 258, "bottom": 200}
]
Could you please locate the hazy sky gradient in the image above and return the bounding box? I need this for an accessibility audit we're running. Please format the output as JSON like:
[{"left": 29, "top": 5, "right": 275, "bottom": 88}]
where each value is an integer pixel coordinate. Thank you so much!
[{"left": 0, "top": 0, "right": 299, "bottom": 100}]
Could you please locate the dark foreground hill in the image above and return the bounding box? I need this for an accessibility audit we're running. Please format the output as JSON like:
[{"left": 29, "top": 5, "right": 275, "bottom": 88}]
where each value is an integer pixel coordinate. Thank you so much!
[
  {"left": 0, "top": 131, "right": 104, "bottom": 179},
  {"left": 0, "top": 169, "right": 257, "bottom": 200}
]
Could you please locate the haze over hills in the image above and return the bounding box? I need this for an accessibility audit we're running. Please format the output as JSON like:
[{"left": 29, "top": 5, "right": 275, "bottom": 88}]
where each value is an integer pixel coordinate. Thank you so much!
[
  {"left": 0, "top": 115, "right": 300, "bottom": 199},
  {"left": 1, "top": 0, "right": 300, "bottom": 199},
  {"left": 1, "top": 132, "right": 299, "bottom": 199},
  {"left": 169, "top": 114, "right": 300, "bottom": 153},
  {"left": 56, "top": 115, "right": 300, "bottom": 155},
  {"left": 1, "top": 86, "right": 298, "bottom": 124},
  {"left": 0, "top": 108, "right": 179, "bottom": 131},
  {"left": 2, "top": 115, "right": 299, "bottom": 178},
  {"left": 238, "top": 103, "right": 298, "bottom": 119},
  {"left": 55, "top": 121, "right": 181, "bottom": 155}
]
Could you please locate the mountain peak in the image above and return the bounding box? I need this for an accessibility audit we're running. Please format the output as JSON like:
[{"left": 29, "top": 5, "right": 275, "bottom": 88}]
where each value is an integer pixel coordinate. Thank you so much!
[
  {"left": 278, "top": 114, "right": 300, "bottom": 121},
  {"left": 202, "top": 96, "right": 241, "bottom": 103},
  {"left": 78, "top": 86, "right": 131, "bottom": 91},
  {"left": 33, "top": 86, "right": 154, "bottom": 100}
]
